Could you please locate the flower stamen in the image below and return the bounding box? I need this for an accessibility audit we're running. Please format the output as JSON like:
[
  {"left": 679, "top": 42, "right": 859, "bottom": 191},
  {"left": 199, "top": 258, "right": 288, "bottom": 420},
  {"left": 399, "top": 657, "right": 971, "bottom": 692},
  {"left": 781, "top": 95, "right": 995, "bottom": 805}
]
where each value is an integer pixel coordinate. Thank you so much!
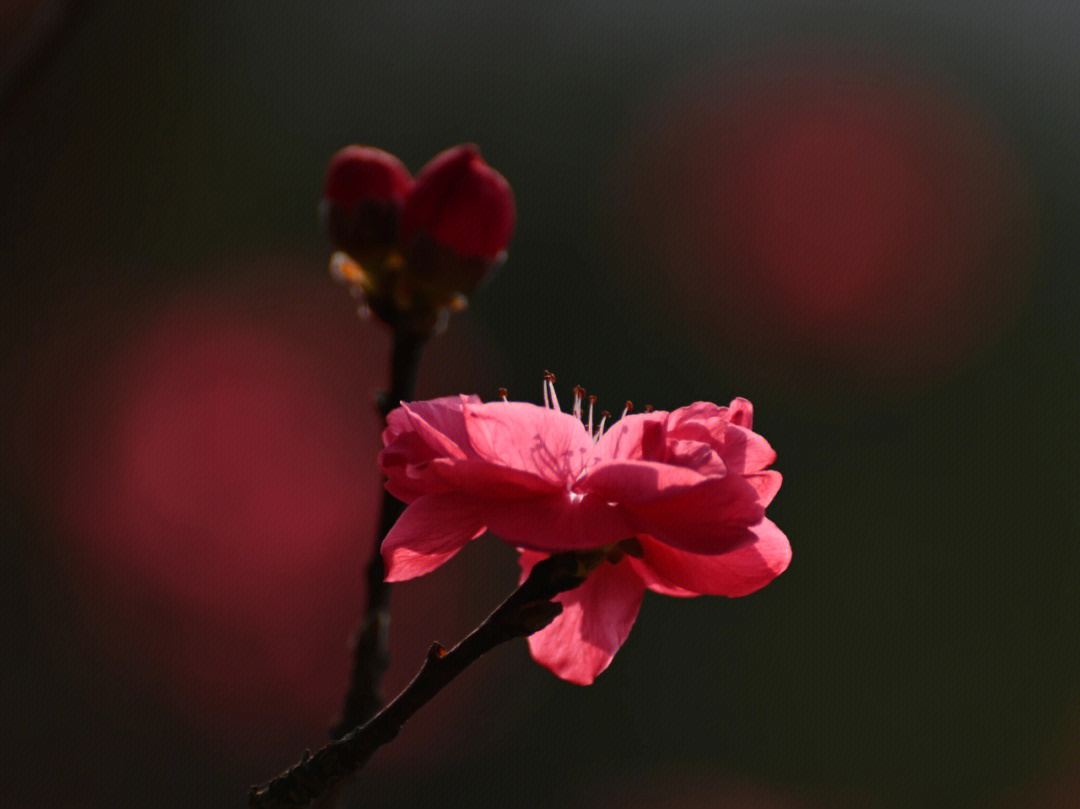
[
  {"left": 544, "top": 371, "right": 560, "bottom": 412},
  {"left": 587, "top": 395, "right": 597, "bottom": 439},
  {"left": 621, "top": 401, "right": 633, "bottom": 420},
  {"left": 498, "top": 387, "right": 508, "bottom": 402},
  {"left": 572, "top": 385, "right": 585, "bottom": 420}
]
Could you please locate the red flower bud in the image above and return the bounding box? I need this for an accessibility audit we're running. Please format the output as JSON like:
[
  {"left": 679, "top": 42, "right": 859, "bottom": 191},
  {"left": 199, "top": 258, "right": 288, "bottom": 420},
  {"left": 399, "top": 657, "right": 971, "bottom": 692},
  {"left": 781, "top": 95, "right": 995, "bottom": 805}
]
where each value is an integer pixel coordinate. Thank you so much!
[
  {"left": 321, "top": 146, "right": 413, "bottom": 254},
  {"left": 400, "top": 144, "right": 515, "bottom": 260},
  {"left": 322, "top": 145, "right": 412, "bottom": 210},
  {"left": 325, "top": 144, "right": 515, "bottom": 337}
]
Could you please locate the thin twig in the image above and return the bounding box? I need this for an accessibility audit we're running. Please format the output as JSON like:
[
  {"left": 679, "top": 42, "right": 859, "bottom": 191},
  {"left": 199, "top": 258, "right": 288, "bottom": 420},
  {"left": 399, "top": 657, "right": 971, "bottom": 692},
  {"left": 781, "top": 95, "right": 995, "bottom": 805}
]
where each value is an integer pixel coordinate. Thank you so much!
[
  {"left": 250, "top": 549, "right": 605, "bottom": 809},
  {"left": 330, "top": 329, "right": 426, "bottom": 739}
]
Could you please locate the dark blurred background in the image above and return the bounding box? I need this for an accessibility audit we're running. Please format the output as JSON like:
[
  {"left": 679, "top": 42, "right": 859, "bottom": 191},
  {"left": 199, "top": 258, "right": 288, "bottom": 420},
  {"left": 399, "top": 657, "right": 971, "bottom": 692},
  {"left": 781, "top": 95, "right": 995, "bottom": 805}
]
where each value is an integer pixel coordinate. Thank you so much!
[{"left": 3, "top": 2, "right": 1079, "bottom": 808}]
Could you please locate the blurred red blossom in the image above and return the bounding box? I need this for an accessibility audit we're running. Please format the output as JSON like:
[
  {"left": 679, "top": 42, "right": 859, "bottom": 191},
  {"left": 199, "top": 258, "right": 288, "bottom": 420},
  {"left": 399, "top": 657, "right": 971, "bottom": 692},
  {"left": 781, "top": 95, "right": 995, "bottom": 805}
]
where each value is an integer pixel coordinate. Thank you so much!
[
  {"left": 34, "top": 258, "right": 502, "bottom": 766},
  {"left": 379, "top": 381, "right": 789, "bottom": 684},
  {"left": 614, "top": 55, "right": 1034, "bottom": 387}
]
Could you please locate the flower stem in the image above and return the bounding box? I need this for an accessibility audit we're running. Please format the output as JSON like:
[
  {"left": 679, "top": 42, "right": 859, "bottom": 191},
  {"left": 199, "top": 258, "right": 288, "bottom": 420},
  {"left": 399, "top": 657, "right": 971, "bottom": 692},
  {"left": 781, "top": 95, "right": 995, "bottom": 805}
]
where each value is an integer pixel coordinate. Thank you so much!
[
  {"left": 330, "top": 329, "right": 426, "bottom": 740},
  {"left": 249, "top": 550, "right": 604, "bottom": 809}
]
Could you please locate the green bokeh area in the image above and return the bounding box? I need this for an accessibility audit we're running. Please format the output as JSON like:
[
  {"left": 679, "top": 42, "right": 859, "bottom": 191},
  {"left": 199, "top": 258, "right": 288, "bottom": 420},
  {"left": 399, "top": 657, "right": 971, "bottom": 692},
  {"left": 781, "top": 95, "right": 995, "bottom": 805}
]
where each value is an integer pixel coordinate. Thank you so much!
[{"left": 4, "top": 2, "right": 1079, "bottom": 808}]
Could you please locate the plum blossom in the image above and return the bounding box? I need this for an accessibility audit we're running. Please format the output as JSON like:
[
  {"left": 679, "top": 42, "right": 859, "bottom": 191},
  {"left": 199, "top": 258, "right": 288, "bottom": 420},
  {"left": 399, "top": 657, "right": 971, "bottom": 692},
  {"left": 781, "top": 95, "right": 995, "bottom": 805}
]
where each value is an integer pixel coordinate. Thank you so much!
[{"left": 378, "top": 376, "right": 790, "bottom": 684}]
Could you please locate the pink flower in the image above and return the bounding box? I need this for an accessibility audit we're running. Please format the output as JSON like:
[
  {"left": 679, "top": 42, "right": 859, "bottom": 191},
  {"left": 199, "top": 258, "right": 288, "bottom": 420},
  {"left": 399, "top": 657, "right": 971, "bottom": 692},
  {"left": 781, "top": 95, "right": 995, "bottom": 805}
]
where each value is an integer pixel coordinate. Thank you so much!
[{"left": 378, "top": 380, "right": 790, "bottom": 684}]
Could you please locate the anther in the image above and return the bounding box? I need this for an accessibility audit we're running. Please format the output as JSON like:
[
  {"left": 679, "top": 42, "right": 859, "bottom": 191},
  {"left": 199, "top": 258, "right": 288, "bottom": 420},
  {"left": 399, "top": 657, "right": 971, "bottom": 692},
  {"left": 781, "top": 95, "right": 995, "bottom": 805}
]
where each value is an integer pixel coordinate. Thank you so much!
[
  {"left": 644, "top": 404, "right": 654, "bottom": 413},
  {"left": 497, "top": 387, "right": 508, "bottom": 402},
  {"left": 621, "top": 401, "right": 634, "bottom": 420}
]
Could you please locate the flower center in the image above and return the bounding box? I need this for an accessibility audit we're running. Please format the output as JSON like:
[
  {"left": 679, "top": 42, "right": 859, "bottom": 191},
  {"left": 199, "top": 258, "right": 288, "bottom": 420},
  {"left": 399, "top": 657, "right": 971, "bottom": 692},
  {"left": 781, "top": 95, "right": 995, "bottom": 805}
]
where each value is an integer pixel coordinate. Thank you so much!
[{"left": 533, "top": 371, "right": 637, "bottom": 443}]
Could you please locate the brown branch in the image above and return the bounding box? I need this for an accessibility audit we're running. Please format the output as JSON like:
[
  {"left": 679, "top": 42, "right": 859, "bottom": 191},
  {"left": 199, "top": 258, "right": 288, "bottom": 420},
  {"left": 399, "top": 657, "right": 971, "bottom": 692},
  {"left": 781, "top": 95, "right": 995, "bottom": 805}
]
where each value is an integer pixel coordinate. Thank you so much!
[
  {"left": 250, "top": 549, "right": 607, "bottom": 809},
  {"left": 330, "top": 330, "right": 426, "bottom": 739}
]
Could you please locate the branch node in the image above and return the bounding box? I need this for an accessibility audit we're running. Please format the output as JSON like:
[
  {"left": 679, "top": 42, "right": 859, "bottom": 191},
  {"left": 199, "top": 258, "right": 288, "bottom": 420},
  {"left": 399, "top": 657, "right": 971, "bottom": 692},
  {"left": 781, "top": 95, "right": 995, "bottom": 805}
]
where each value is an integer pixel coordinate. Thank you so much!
[{"left": 429, "top": 641, "right": 449, "bottom": 660}]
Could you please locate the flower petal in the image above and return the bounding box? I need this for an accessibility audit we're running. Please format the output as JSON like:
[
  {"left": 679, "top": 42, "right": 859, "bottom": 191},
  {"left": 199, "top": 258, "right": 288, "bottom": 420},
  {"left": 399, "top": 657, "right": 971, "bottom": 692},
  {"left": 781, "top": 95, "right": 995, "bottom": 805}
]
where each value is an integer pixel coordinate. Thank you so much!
[
  {"left": 383, "top": 472, "right": 435, "bottom": 504},
  {"left": 664, "top": 439, "right": 727, "bottom": 475},
  {"left": 726, "top": 397, "right": 754, "bottom": 428},
  {"left": 721, "top": 423, "right": 776, "bottom": 473},
  {"left": 397, "top": 398, "right": 475, "bottom": 459},
  {"left": 479, "top": 492, "right": 633, "bottom": 552},
  {"left": 623, "top": 475, "right": 766, "bottom": 555},
  {"left": 421, "top": 457, "right": 561, "bottom": 498},
  {"left": 381, "top": 493, "right": 486, "bottom": 581},
  {"left": 404, "top": 394, "right": 479, "bottom": 448},
  {"left": 520, "top": 554, "right": 646, "bottom": 685},
  {"left": 666, "top": 419, "right": 776, "bottom": 474},
  {"left": 746, "top": 470, "right": 783, "bottom": 507},
  {"left": 463, "top": 401, "right": 593, "bottom": 485},
  {"left": 631, "top": 519, "right": 791, "bottom": 597},
  {"left": 575, "top": 460, "right": 710, "bottom": 503},
  {"left": 383, "top": 395, "right": 553, "bottom": 503},
  {"left": 666, "top": 401, "right": 729, "bottom": 429},
  {"left": 590, "top": 412, "right": 669, "bottom": 463},
  {"left": 666, "top": 398, "right": 754, "bottom": 430},
  {"left": 380, "top": 422, "right": 443, "bottom": 471},
  {"left": 380, "top": 397, "right": 477, "bottom": 498}
]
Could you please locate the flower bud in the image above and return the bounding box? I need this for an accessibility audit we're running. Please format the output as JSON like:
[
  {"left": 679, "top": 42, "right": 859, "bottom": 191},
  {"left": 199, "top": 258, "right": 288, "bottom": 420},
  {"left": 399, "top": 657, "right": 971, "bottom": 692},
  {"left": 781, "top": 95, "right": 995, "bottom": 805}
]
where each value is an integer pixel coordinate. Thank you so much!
[
  {"left": 326, "top": 144, "right": 515, "bottom": 338},
  {"left": 400, "top": 144, "right": 515, "bottom": 261},
  {"left": 321, "top": 146, "right": 413, "bottom": 256}
]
